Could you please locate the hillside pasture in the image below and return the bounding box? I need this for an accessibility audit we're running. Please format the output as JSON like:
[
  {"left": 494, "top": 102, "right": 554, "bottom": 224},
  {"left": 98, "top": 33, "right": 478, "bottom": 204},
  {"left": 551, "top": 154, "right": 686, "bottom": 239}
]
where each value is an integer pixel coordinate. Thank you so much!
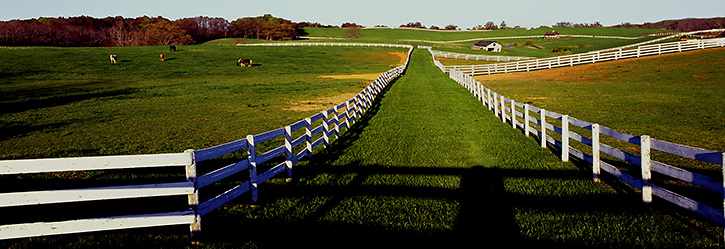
[{"left": 301, "top": 26, "right": 670, "bottom": 57}]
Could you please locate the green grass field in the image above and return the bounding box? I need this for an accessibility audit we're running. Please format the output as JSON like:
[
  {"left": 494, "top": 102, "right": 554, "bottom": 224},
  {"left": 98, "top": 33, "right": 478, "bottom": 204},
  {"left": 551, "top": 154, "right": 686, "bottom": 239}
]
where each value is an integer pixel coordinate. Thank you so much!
[
  {"left": 301, "top": 26, "right": 671, "bottom": 57},
  {"left": 2, "top": 30, "right": 725, "bottom": 248},
  {"left": 0, "top": 45, "right": 407, "bottom": 160}
]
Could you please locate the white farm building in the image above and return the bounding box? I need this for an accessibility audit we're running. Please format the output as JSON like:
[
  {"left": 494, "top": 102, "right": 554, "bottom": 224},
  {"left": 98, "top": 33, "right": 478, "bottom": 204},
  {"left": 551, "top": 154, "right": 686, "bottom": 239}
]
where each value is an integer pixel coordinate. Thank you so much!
[{"left": 470, "top": 41, "right": 502, "bottom": 52}]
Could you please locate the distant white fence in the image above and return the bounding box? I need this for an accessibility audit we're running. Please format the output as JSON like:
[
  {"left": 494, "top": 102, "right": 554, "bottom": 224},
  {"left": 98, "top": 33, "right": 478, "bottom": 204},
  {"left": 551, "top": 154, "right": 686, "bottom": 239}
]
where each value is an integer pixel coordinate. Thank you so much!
[
  {"left": 430, "top": 50, "right": 533, "bottom": 62},
  {"left": 443, "top": 64, "right": 725, "bottom": 238},
  {"left": 440, "top": 37, "right": 725, "bottom": 75},
  {"left": 0, "top": 46, "right": 413, "bottom": 241}
]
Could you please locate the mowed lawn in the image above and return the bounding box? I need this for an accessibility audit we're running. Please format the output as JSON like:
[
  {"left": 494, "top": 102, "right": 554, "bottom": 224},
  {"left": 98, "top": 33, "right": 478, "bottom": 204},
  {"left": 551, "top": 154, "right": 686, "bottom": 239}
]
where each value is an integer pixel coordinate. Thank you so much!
[{"left": 0, "top": 45, "right": 408, "bottom": 160}]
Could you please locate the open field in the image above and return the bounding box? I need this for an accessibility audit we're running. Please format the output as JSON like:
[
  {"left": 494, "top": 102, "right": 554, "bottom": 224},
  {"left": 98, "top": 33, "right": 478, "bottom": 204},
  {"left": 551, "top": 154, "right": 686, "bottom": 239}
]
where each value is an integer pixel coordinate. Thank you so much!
[
  {"left": 0, "top": 45, "right": 407, "bottom": 160},
  {"left": 3, "top": 44, "right": 724, "bottom": 249},
  {"left": 301, "top": 27, "right": 671, "bottom": 57}
]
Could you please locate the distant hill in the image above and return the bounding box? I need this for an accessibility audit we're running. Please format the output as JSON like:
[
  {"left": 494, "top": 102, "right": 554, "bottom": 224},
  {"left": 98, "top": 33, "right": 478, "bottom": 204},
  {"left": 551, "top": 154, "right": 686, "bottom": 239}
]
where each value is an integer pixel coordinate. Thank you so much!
[{"left": 612, "top": 17, "right": 724, "bottom": 31}]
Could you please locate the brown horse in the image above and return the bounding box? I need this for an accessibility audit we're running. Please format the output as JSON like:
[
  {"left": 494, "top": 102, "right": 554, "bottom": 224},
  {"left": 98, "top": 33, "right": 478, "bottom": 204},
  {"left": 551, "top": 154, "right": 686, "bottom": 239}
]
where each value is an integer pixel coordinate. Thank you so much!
[{"left": 237, "top": 58, "right": 253, "bottom": 67}]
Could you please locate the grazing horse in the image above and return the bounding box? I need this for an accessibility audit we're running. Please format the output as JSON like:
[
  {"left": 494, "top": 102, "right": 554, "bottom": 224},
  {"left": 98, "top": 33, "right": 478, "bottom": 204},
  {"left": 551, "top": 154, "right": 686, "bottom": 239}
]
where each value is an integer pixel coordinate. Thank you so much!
[
  {"left": 169, "top": 45, "right": 176, "bottom": 52},
  {"left": 237, "top": 58, "right": 253, "bottom": 67},
  {"left": 109, "top": 54, "right": 118, "bottom": 64}
]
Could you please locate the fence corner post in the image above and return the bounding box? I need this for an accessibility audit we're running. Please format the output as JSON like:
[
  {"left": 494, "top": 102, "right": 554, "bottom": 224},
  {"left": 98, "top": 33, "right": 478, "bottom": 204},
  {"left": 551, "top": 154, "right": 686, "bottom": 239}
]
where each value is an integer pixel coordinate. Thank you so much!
[
  {"left": 592, "top": 124, "right": 601, "bottom": 182},
  {"left": 246, "top": 135, "right": 258, "bottom": 203},
  {"left": 562, "top": 115, "right": 569, "bottom": 162},
  {"left": 184, "top": 149, "right": 201, "bottom": 238},
  {"left": 641, "top": 135, "right": 652, "bottom": 206}
]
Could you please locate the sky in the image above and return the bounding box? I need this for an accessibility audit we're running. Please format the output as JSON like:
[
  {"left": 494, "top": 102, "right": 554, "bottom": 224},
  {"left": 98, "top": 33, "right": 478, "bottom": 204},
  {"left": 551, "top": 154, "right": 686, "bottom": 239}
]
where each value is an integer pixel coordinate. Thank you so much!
[{"left": 1, "top": 0, "right": 723, "bottom": 29}]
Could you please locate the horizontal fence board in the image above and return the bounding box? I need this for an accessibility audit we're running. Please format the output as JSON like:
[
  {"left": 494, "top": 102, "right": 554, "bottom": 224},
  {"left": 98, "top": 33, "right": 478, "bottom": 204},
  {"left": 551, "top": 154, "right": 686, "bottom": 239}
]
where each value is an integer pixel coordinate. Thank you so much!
[
  {"left": 0, "top": 211, "right": 195, "bottom": 240},
  {"left": 600, "top": 161, "right": 642, "bottom": 189},
  {"left": 568, "top": 116, "right": 593, "bottom": 129},
  {"left": 652, "top": 185, "right": 724, "bottom": 224},
  {"left": 651, "top": 161, "right": 722, "bottom": 194},
  {"left": 253, "top": 128, "right": 285, "bottom": 145},
  {"left": 569, "top": 131, "right": 593, "bottom": 146},
  {"left": 651, "top": 138, "right": 723, "bottom": 165},
  {"left": 291, "top": 150, "right": 307, "bottom": 164},
  {"left": 258, "top": 163, "right": 287, "bottom": 183},
  {"left": 290, "top": 119, "right": 308, "bottom": 132},
  {"left": 0, "top": 153, "right": 190, "bottom": 175},
  {"left": 0, "top": 182, "right": 194, "bottom": 208},
  {"left": 199, "top": 182, "right": 250, "bottom": 216},
  {"left": 599, "top": 143, "right": 641, "bottom": 166},
  {"left": 196, "top": 139, "right": 248, "bottom": 162},
  {"left": 599, "top": 126, "right": 640, "bottom": 145},
  {"left": 197, "top": 159, "right": 249, "bottom": 189},
  {"left": 256, "top": 146, "right": 285, "bottom": 165}
]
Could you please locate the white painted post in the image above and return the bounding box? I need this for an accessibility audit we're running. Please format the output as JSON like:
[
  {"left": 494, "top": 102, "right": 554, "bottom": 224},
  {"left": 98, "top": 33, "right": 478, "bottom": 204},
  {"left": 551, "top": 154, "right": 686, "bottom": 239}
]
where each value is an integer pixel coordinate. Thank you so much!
[
  {"left": 641, "top": 135, "right": 652, "bottom": 205},
  {"left": 524, "top": 104, "right": 530, "bottom": 137},
  {"left": 333, "top": 106, "right": 340, "bottom": 139},
  {"left": 561, "top": 115, "right": 569, "bottom": 162},
  {"left": 493, "top": 93, "right": 499, "bottom": 117},
  {"left": 540, "top": 109, "right": 547, "bottom": 148},
  {"left": 345, "top": 101, "right": 352, "bottom": 128},
  {"left": 185, "top": 149, "right": 201, "bottom": 238},
  {"left": 511, "top": 100, "right": 516, "bottom": 128},
  {"left": 284, "top": 126, "right": 293, "bottom": 179},
  {"left": 305, "top": 118, "right": 312, "bottom": 159},
  {"left": 322, "top": 110, "right": 329, "bottom": 148},
  {"left": 500, "top": 95, "right": 506, "bottom": 123},
  {"left": 592, "top": 124, "right": 601, "bottom": 182},
  {"left": 487, "top": 89, "right": 493, "bottom": 110},
  {"left": 246, "top": 135, "right": 258, "bottom": 203}
]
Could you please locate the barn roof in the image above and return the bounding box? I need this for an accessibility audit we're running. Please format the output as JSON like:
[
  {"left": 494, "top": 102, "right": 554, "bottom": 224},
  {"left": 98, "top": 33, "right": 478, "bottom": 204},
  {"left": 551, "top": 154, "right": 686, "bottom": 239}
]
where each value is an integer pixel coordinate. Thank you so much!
[
  {"left": 473, "top": 41, "right": 497, "bottom": 47},
  {"left": 545, "top": 31, "right": 560, "bottom": 36}
]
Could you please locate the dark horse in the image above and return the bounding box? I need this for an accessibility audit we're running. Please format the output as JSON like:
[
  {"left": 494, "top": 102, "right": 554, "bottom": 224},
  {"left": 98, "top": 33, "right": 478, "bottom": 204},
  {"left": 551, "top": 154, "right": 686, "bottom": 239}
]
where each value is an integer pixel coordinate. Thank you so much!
[
  {"left": 169, "top": 45, "right": 176, "bottom": 52},
  {"left": 237, "top": 58, "right": 253, "bottom": 67}
]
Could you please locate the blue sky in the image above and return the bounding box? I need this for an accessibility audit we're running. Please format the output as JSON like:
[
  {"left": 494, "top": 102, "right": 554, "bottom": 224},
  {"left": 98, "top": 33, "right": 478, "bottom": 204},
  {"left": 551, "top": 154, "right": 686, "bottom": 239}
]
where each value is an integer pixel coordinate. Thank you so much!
[{"left": 1, "top": 0, "right": 723, "bottom": 29}]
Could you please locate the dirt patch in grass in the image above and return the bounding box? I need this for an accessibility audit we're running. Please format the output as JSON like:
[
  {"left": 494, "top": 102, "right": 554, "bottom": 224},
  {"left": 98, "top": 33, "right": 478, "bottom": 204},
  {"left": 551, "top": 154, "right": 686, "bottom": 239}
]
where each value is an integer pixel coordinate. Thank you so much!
[
  {"left": 388, "top": 51, "right": 408, "bottom": 67},
  {"left": 316, "top": 73, "right": 382, "bottom": 81},
  {"left": 284, "top": 92, "right": 358, "bottom": 112}
]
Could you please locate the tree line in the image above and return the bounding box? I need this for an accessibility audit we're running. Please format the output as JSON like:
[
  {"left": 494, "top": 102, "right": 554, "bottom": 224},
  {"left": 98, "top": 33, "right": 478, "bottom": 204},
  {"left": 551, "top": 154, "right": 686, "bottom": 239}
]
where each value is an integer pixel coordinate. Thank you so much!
[{"left": 0, "top": 14, "right": 301, "bottom": 47}]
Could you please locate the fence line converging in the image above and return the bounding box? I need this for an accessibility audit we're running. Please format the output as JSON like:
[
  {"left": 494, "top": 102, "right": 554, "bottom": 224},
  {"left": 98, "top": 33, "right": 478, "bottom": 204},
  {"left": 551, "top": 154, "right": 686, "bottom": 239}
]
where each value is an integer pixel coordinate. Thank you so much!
[
  {"left": 0, "top": 46, "right": 413, "bottom": 241},
  {"left": 436, "top": 48, "right": 725, "bottom": 239}
]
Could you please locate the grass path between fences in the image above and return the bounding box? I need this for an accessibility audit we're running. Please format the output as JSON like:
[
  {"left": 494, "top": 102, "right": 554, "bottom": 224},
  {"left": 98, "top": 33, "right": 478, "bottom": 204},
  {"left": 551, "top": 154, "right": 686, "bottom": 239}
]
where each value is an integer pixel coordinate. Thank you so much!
[
  {"left": 191, "top": 49, "right": 725, "bottom": 248},
  {"left": 12, "top": 48, "right": 719, "bottom": 249}
]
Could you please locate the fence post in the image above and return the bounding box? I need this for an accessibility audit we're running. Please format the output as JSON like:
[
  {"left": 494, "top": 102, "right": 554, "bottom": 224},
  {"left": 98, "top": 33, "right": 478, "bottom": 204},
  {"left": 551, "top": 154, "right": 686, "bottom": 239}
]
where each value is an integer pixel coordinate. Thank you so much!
[
  {"left": 592, "top": 124, "right": 601, "bottom": 182},
  {"left": 524, "top": 104, "right": 530, "bottom": 137},
  {"left": 284, "top": 126, "right": 293, "bottom": 179},
  {"left": 511, "top": 100, "right": 516, "bottom": 128},
  {"left": 305, "top": 118, "right": 313, "bottom": 159},
  {"left": 345, "top": 101, "right": 352, "bottom": 128},
  {"left": 641, "top": 135, "right": 652, "bottom": 206},
  {"left": 500, "top": 95, "right": 506, "bottom": 123},
  {"left": 722, "top": 152, "right": 725, "bottom": 242},
  {"left": 561, "top": 115, "right": 569, "bottom": 162},
  {"left": 333, "top": 106, "right": 340, "bottom": 139},
  {"left": 493, "top": 93, "right": 499, "bottom": 117},
  {"left": 246, "top": 135, "right": 258, "bottom": 203},
  {"left": 322, "top": 110, "right": 329, "bottom": 148},
  {"left": 540, "top": 109, "right": 547, "bottom": 148},
  {"left": 185, "top": 149, "right": 201, "bottom": 238},
  {"left": 487, "top": 89, "right": 493, "bottom": 110}
]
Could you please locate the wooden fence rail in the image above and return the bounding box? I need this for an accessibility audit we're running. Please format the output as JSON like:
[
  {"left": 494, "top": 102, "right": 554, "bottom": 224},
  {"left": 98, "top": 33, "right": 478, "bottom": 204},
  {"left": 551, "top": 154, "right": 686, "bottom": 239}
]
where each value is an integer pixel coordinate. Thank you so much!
[
  {"left": 0, "top": 46, "right": 413, "bottom": 241},
  {"left": 443, "top": 65, "right": 725, "bottom": 239},
  {"left": 441, "top": 36, "right": 725, "bottom": 75}
]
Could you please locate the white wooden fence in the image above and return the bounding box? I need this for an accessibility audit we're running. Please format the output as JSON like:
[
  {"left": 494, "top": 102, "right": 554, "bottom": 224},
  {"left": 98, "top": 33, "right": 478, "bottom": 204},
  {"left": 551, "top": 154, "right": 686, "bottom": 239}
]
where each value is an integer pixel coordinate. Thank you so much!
[
  {"left": 430, "top": 50, "right": 533, "bottom": 62},
  {"left": 0, "top": 46, "right": 413, "bottom": 241},
  {"left": 441, "top": 37, "right": 725, "bottom": 75},
  {"left": 444, "top": 65, "right": 725, "bottom": 238}
]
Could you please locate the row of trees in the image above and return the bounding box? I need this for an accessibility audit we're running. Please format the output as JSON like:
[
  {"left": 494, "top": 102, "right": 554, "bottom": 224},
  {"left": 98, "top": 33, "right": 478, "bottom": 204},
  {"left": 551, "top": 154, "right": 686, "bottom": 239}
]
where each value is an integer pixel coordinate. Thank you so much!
[{"left": 0, "top": 14, "right": 301, "bottom": 47}]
